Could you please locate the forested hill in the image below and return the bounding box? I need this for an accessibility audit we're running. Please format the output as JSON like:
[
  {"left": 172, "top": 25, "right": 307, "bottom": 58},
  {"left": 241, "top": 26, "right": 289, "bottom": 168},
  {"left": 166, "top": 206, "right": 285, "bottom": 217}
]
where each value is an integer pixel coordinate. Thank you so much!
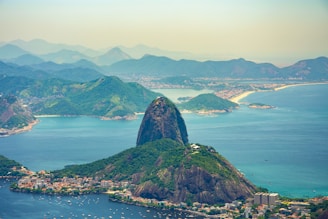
[
  {"left": 0, "top": 75, "right": 160, "bottom": 119},
  {"left": 178, "top": 93, "right": 238, "bottom": 113}
]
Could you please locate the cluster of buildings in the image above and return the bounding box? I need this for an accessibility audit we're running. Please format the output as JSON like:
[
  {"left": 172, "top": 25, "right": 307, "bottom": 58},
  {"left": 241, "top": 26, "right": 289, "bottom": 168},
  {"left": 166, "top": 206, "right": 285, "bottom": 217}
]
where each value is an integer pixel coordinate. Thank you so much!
[
  {"left": 12, "top": 171, "right": 321, "bottom": 218},
  {"left": 14, "top": 171, "right": 128, "bottom": 195},
  {"left": 251, "top": 192, "right": 312, "bottom": 219}
]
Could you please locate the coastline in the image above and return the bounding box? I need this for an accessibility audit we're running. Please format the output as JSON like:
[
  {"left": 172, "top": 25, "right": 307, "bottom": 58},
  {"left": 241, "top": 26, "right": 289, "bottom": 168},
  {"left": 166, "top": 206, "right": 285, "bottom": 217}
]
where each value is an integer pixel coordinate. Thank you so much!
[
  {"left": 229, "top": 82, "right": 328, "bottom": 104},
  {"left": 273, "top": 82, "right": 328, "bottom": 91},
  {"left": 0, "top": 120, "right": 39, "bottom": 137},
  {"left": 229, "top": 91, "right": 256, "bottom": 104}
]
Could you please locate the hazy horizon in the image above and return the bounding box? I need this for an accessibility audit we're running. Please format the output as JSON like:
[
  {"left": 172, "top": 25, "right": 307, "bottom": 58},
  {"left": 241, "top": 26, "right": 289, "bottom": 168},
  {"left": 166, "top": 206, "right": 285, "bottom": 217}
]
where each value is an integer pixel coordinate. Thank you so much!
[{"left": 1, "top": 0, "right": 328, "bottom": 66}]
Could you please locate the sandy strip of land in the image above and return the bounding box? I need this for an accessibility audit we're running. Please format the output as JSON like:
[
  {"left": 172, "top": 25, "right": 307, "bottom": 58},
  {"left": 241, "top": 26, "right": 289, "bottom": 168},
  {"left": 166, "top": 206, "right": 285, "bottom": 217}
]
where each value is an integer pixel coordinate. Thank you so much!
[
  {"left": 34, "top": 115, "right": 61, "bottom": 118},
  {"left": 274, "top": 82, "right": 328, "bottom": 91},
  {"left": 230, "top": 82, "right": 328, "bottom": 104},
  {"left": 229, "top": 91, "right": 256, "bottom": 104}
]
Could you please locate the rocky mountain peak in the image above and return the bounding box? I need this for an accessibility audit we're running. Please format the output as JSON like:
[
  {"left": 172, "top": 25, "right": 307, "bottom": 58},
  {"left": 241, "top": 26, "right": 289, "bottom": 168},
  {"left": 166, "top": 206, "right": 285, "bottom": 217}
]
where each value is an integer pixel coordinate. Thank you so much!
[{"left": 136, "top": 97, "right": 188, "bottom": 146}]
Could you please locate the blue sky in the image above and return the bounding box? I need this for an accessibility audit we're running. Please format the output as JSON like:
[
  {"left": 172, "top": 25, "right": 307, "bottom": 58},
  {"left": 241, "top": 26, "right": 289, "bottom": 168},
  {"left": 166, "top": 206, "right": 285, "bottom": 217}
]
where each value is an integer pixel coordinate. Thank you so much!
[{"left": 1, "top": 0, "right": 327, "bottom": 65}]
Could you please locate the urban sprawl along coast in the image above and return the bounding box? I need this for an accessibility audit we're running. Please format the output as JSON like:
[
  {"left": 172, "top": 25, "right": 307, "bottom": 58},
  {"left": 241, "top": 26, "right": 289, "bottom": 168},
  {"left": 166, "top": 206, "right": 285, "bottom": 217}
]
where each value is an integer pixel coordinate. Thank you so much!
[{"left": 10, "top": 170, "right": 327, "bottom": 219}]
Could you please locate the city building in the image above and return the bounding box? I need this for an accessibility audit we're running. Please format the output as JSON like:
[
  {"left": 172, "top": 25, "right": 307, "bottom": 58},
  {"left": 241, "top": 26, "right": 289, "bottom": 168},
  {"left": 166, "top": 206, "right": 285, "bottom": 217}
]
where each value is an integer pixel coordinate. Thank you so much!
[{"left": 254, "top": 192, "right": 279, "bottom": 206}]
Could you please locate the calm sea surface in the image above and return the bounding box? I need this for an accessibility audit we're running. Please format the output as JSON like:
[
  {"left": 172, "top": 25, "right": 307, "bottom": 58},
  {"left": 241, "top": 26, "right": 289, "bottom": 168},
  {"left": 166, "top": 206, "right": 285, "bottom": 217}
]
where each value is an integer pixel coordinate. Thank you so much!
[{"left": 1, "top": 84, "right": 327, "bottom": 218}]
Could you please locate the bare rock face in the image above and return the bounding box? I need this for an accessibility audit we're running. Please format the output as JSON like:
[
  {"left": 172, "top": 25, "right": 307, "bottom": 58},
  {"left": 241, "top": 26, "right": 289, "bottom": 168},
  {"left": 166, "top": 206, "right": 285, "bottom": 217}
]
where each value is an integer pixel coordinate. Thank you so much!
[
  {"left": 136, "top": 97, "right": 188, "bottom": 146},
  {"left": 132, "top": 151, "right": 257, "bottom": 204}
]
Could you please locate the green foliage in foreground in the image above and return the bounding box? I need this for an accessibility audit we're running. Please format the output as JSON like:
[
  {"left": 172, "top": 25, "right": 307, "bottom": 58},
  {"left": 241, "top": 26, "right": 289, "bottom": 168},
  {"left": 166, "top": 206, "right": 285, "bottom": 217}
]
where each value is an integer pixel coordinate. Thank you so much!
[{"left": 178, "top": 93, "right": 238, "bottom": 111}]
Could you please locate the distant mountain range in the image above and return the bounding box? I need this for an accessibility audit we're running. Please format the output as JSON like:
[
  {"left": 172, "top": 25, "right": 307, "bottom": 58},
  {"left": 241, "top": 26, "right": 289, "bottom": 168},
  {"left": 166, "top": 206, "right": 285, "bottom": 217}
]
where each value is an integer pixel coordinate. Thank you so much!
[
  {"left": 107, "top": 55, "right": 328, "bottom": 80},
  {"left": 0, "top": 43, "right": 131, "bottom": 66},
  {"left": 0, "top": 39, "right": 327, "bottom": 81}
]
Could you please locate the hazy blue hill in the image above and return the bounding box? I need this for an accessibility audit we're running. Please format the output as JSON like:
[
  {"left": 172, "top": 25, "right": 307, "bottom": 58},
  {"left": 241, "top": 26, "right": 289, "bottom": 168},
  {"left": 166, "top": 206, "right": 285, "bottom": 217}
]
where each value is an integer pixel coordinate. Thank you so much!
[
  {"left": 51, "top": 67, "right": 103, "bottom": 82},
  {"left": 107, "top": 55, "right": 328, "bottom": 80},
  {"left": 10, "top": 39, "right": 102, "bottom": 57},
  {"left": 93, "top": 47, "right": 131, "bottom": 65},
  {"left": 71, "top": 59, "right": 105, "bottom": 73},
  {"left": 29, "top": 61, "right": 99, "bottom": 72},
  {"left": 204, "top": 58, "right": 280, "bottom": 78},
  {"left": 41, "top": 49, "right": 90, "bottom": 64},
  {"left": 0, "top": 44, "right": 30, "bottom": 60},
  {"left": 0, "top": 61, "right": 104, "bottom": 82},
  {"left": 8, "top": 54, "right": 44, "bottom": 65},
  {"left": 281, "top": 56, "right": 328, "bottom": 80},
  {"left": 105, "top": 55, "right": 202, "bottom": 77},
  {"left": 118, "top": 44, "right": 194, "bottom": 60},
  {"left": 106, "top": 55, "right": 281, "bottom": 78},
  {"left": 29, "top": 61, "right": 65, "bottom": 72},
  {"left": 178, "top": 93, "right": 238, "bottom": 112},
  {"left": 0, "top": 61, "right": 51, "bottom": 79}
]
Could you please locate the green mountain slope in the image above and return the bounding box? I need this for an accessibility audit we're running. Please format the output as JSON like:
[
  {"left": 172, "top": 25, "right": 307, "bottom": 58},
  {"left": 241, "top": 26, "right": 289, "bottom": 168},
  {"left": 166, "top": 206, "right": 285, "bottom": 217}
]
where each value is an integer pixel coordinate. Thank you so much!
[
  {"left": 0, "top": 75, "right": 159, "bottom": 118},
  {"left": 178, "top": 93, "right": 238, "bottom": 112},
  {"left": 53, "top": 138, "right": 256, "bottom": 204}
]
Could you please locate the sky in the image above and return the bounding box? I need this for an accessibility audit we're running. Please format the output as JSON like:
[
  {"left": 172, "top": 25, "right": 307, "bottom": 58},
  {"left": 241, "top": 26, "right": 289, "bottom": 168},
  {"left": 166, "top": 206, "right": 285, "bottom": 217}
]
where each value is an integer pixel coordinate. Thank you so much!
[{"left": 1, "top": 0, "right": 328, "bottom": 65}]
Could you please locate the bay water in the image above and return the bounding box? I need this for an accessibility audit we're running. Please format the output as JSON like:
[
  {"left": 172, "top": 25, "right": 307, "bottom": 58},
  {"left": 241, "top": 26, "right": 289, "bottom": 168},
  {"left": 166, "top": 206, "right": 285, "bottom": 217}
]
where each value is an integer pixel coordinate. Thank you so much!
[{"left": 0, "top": 84, "right": 327, "bottom": 218}]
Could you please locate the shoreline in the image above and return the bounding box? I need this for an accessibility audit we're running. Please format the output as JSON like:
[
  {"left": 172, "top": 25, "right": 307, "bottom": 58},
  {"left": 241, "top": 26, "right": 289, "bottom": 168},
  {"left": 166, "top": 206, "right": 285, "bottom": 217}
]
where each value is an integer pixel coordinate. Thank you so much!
[
  {"left": 229, "top": 82, "right": 328, "bottom": 104},
  {"left": 229, "top": 91, "right": 256, "bottom": 104},
  {"left": 273, "top": 82, "right": 328, "bottom": 91},
  {"left": 0, "top": 119, "right": 39, "bottom": 137}
]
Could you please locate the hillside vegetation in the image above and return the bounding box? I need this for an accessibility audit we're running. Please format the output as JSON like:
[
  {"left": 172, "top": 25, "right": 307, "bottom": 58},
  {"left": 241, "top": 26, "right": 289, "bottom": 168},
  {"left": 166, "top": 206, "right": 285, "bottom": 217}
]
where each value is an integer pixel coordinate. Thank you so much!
[
  {"left": 0, "top": 75, "right": 159, "bottom": 118},
  {"left": 0, "top": 155, "right": 25, "bottom": 176},
  {"left": 178, "top": 93, "right": 238, "bottom": 112},
  {"left": 53, "top": 138, "right": 256, "bottom": 204}
]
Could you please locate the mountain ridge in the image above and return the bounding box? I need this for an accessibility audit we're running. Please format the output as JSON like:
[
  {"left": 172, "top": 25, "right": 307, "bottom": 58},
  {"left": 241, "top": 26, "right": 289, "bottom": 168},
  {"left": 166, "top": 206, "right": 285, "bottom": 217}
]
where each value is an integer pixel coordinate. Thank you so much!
[
  {"left": 107, "top": 55, "right": 328, "bottom": 80},
  {"left": 1, "top": 41, "right": 328, "bottom": 80}
]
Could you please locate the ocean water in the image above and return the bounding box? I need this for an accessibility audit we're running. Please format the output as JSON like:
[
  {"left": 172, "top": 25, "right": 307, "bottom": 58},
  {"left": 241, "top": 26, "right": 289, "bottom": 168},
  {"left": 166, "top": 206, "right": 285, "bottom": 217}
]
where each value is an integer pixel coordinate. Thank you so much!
[
  {"left": 152, "top": 88, "right": 214, "bottom": 102},
  {"left": 0, "top": 84, "right": 327, "bottom": 218}
]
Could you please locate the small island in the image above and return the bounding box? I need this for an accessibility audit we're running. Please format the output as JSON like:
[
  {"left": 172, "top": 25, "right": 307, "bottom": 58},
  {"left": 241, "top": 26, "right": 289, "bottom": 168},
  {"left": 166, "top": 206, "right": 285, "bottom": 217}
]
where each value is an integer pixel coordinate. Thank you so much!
[
  {"left": 248, "top": 103, "right": 275, "bottom": 109},
  {"left": 178, "top": 93, "right": 238, "bottom": 114}
]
